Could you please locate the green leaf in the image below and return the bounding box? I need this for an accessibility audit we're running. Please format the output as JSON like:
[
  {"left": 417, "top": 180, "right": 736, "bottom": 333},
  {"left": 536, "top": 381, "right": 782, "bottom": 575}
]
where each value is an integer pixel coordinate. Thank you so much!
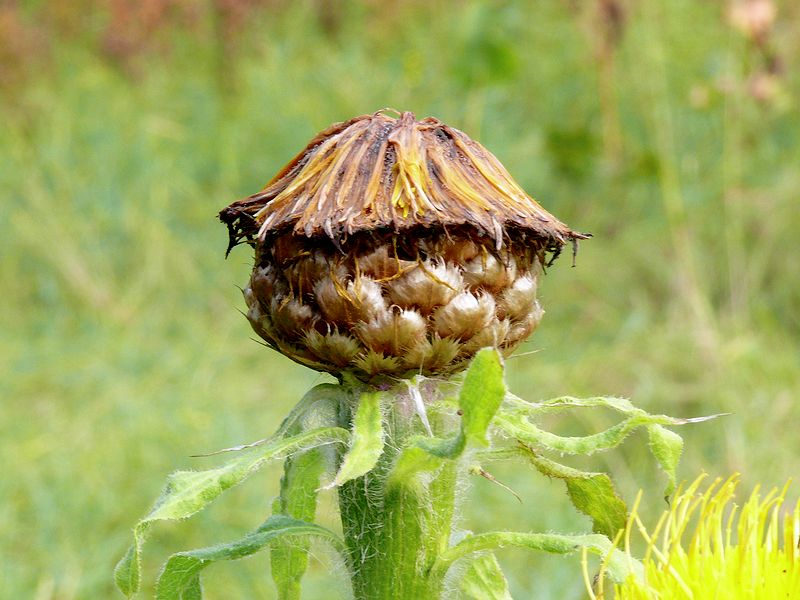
[
  {"left": 114, "top": 426, "right": 350, "bottom": 597},
  {"left": 503, "top": 394, "right": 725, "bottom": 425},
  {"left": 437, "top": 531, "right": 642, "bottom": 584},
  {"left": 495, "top": 395, "right": 722, "bottom": 502},
  {"left": 386, "top": 349, "right": 506, "bottom": 485},
  {"left": 647, "top": 424, "right": 683, "bottom": 498},
  {"left": 494, "top": 403, "right": 722, "bottom": 457},
  {"left": 503, "top": 394, "right": 640, "bottom": 415},
  {"left": 498, "top": 445, "right": 628, "bottom": 538},
  {"left": 458, "top": 553, "right": 513, "bottom": 600},
  {"left": 565, "top": 476, "right": 627, "bottom": 539},
  {"left": 156, "top": 516, "right": 345, "bottom": 600},
  {"left": 327, "top": 391, "right": 384, "bottom": 488},
  {"left": 115, "top": 545, "right": 139, "bottom": 597},
  {"left": 460, "top": 348, "right": 506, "bottom": 447},
  {"left": 388, "top": 445, "right": 446, "bottom": 486},
  {"left": 494, "top": 412, "right": 671, "bottom": 455},
  {"left": 194, "top": 384, "right": 346, "bottom": 457},
  {"left": 271, "top": 447, "right": 327, "bottom": 600}
]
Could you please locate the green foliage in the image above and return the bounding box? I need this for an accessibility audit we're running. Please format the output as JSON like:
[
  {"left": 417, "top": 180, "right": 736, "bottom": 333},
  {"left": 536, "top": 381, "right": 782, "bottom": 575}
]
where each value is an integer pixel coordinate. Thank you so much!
[
  {"left": 270, "top": 449, "right": 326, "bottom": 600},
  {"left": 460, "top": 348, "right": 507, "bottom": 447},
  {"left": 328, "top": 391, "right": 385, "bottom": 488},
  {"left": 458, "top": 553, "right": 513, "bottom": 600},
  {"left": 115, "top": 348, "right": 684, "bottom": 598},
  {"left": 486, "top": 446, "right": 628, "bottom": 539},
  {"left": 156, "top": 516, "right": 344, "bottom": 600},
  {"left": 438, "top": 531, "right": 642, "bottom": 584},
  {"left": 4, "top": 1, "right": 800, "bottom": 597},
  {"left": 495, "top": 395, "right": 721, "bottom": 497},
  {"left": 265, "top": 386, "right": 343, "bottom": 599},
  {"left": 388, "top": 348, "right": 506, "bottom": 484},
  {"left": 481, "top": 395, "right": 723, "bottom": 541},
  {"left": 115, "top": 426, "right": 350, "bottom": 596},
  {"left": 646, "top": 425, "right": 684, "bottom": 498}
]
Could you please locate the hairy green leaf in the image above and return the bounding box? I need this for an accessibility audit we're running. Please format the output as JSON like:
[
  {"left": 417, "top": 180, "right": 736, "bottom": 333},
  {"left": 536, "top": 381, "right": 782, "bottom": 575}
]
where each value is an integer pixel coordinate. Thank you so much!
[
  {"left": 193, "top": 384, "right": 346, "bottom": 457},
  {"left": 564, "top": 476, "right": 626, "bottom": 540},
  {"left": 114, "top": 426, "right": 349, "bottom": 597},
  {"left": 647, "top": 424, "right": 683, "bottom": 498},
  {"left": 494, "top": 412, "right": 674, "bottom": 455},
  {"left": 503, "top": 394, "right": 639, "bottom": 415},
  {"left": 486, "top": 446, "right": 627, "bottom": 539},
  {"left": 388, "top": 445, "right": 446, "bottom": 486},
  {"left": 495, "top": 395, "right": 722, "bottom": 502},
  {"left": 458, "top": 553, "right": 513, "bottom": 600},
  {"left": 269, "top": 391, "right": 340, "bottom": 599},
  {"left": 460, "top": 348, "right": 506, "bottom": 447},
  {"left": 504, "top": 394, "right": 724, "bottom": 426},
  {"left": 271, "top": 447, "right": 327, "bottom": 600},
  {"left": 156, "top": 516, "right": 345, "bottom": 600},
  {"left": 437, "top": 531, "right": 642, "bottom": 584},
  {"left": 386, "top": 349, "right": 506, "bottom": 485},
  {"left": 268, "top": 385, "right": 341, "bottom": 598},
  {"left": 494, "top": 403, "right": 722, "bottom": 457},
  {"left": 529, "top": 450, "right": 626, "bottom": 537},
  {"left": 327, "top": 391, "right": 384, "bottom": 488}
]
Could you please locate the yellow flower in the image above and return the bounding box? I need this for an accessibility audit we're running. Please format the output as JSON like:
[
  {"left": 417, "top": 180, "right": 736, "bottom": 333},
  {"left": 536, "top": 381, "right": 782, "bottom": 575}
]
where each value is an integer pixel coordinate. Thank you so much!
[{"left": 587, "top": 474, "right": 800, "bottom": 599}]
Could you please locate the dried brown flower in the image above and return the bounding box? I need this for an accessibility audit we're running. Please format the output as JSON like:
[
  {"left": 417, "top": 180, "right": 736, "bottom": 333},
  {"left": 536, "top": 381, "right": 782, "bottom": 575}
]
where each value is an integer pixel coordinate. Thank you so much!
[{"left": 221, "top": 110, "right": 587, "bottom": 381}]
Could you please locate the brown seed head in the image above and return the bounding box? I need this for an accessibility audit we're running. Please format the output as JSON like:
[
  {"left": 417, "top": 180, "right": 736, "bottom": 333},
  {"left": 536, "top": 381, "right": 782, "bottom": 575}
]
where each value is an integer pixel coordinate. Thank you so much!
[{"left": 221, "top": 110, "right": 588, "bottom": 381}]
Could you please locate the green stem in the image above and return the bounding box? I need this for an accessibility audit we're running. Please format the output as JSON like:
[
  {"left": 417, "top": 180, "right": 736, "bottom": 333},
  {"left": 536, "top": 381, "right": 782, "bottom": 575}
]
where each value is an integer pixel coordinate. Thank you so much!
[{"left": 337, "top": 388, "right": 458, "bottom": 600}]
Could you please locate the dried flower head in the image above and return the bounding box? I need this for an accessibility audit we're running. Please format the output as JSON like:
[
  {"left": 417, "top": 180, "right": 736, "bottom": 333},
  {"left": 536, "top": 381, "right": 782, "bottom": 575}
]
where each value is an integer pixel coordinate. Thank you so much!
[{"left": 221, "top": 110, "right": 587, "bottom": 381}]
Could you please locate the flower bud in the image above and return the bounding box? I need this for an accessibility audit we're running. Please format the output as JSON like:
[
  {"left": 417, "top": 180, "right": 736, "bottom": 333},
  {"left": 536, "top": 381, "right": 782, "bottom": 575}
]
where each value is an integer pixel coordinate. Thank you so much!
[{"left": 222, "top": 110, "right": 587, "bottom": 380}]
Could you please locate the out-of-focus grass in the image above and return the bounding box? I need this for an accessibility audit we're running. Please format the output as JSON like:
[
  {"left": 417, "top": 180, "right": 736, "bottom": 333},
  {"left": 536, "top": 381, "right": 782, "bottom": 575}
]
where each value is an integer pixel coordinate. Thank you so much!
[{"left": 2, "top": 1, "right": 798, "bottom": 598}]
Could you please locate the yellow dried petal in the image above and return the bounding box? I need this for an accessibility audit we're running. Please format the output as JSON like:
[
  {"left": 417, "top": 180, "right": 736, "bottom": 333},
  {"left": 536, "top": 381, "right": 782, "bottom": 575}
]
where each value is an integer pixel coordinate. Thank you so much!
[{"left": 221, "top": 111, "right": 586, "bottom": 250}]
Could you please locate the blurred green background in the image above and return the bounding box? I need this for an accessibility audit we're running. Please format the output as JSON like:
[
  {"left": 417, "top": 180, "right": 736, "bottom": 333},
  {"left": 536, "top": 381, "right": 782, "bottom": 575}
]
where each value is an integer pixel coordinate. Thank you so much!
[{"left": 2, "top": 0, "right": 798, "bottom": 597}]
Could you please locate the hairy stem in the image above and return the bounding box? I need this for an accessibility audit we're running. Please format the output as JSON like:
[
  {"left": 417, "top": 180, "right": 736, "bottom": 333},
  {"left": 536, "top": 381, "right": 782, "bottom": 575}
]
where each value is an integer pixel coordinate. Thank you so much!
[{"left": 337, "top": 387, "right": 457, "bottom": 600}]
